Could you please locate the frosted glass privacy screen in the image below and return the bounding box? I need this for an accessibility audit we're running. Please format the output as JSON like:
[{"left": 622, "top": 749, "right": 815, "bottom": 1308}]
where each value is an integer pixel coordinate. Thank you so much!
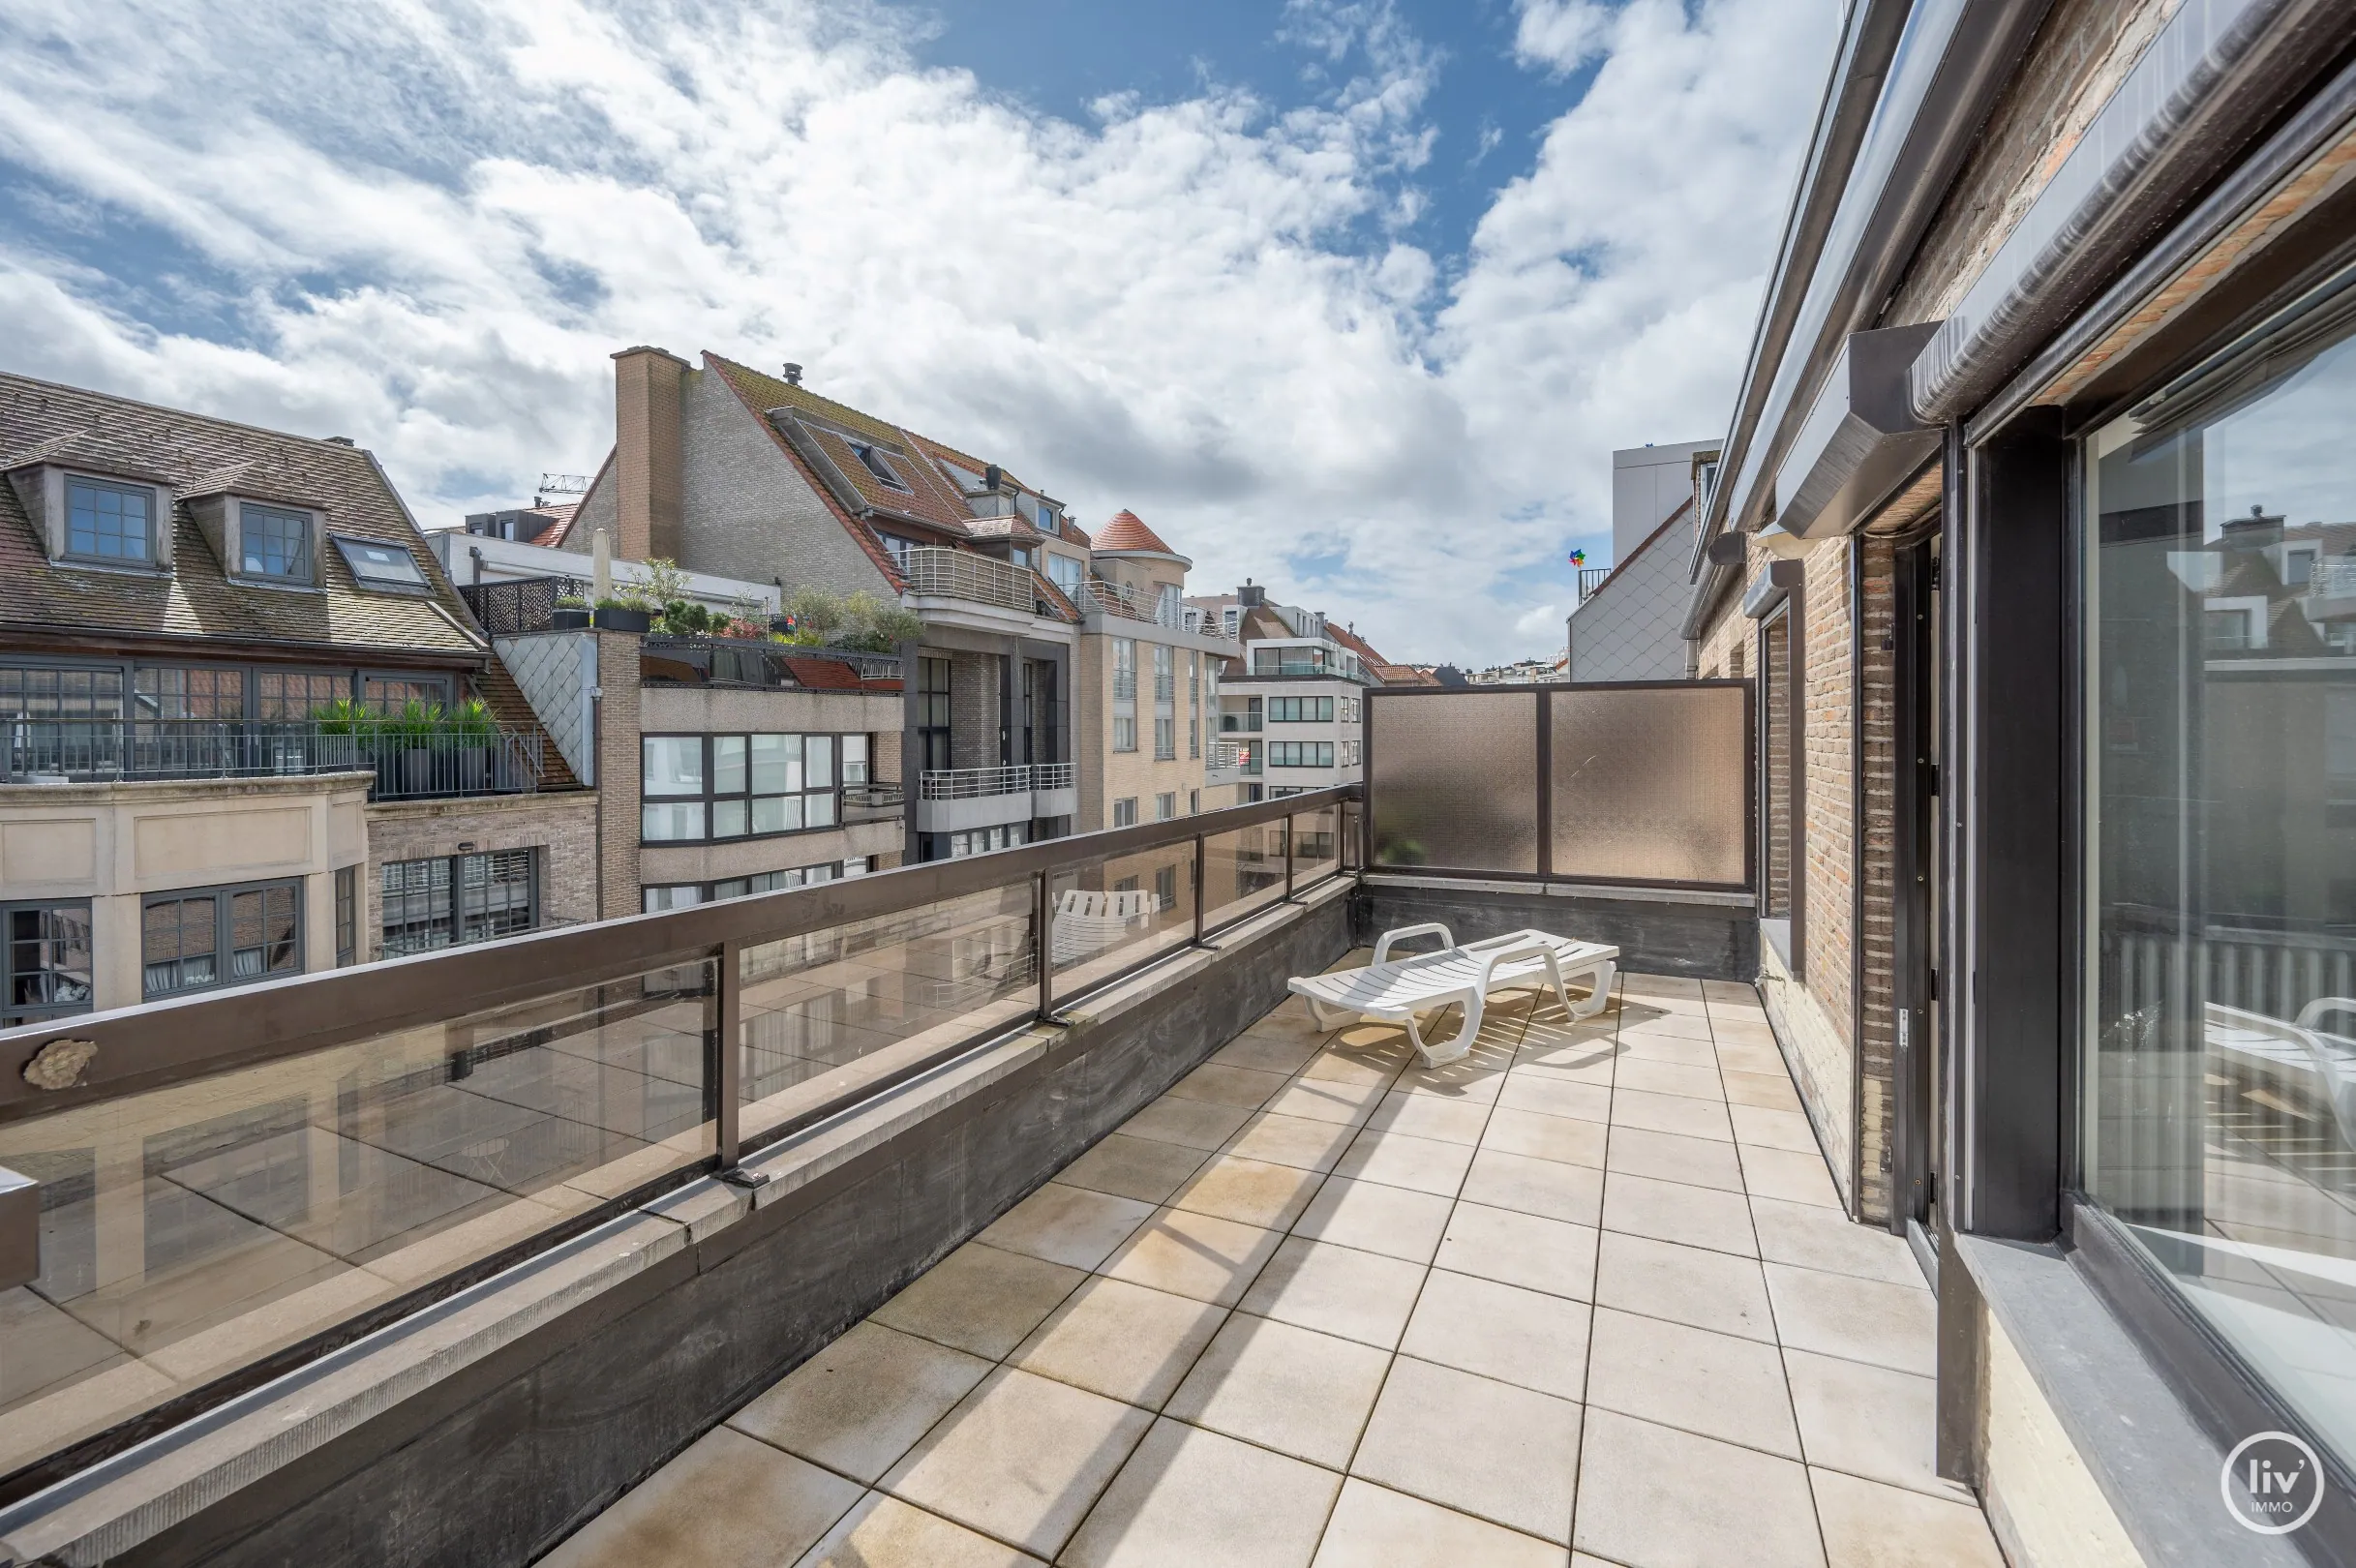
[
  {"left": 1370, "top": 692, "right": 1540, "bottom": 872},
  {"left": 1550, "top": 685, "right": 1747, "bottom": 885}
]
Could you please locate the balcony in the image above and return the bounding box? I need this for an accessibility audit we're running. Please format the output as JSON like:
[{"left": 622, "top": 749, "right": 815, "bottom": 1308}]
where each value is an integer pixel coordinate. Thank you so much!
[
  {"left": 0, "top": 718, "right": 546, "bottom": 800},
  {"left": 842, "top": 781, "right": 906, "bottom": 822},
  {"left": 641, "top": 638, "right": 901, "bottom": 690},
  {"left": 917, "top": 762, "right": 1077, "bottom": 833},
  {"left": 1207, "top": 738, "right": 1261, "bottom": 782},
  {"left": 0, "top": 686, "right": 1998, "bottom": 1568},
  {"left": 1082, "top": 576, "right": 1186, "bottom": 629},
  {"left": 900, "top": 546, "right": 1070, "bottom": 624}
]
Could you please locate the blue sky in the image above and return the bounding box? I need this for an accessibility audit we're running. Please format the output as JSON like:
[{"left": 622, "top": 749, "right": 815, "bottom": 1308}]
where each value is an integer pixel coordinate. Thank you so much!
[{"left": 0, "top": 0, "right": 1840, "bottom": 664}]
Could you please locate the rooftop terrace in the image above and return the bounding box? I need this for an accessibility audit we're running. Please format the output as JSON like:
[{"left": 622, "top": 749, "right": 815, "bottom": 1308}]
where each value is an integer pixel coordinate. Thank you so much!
[{"left": 542, "top": 962, "right": 1997, "bottom": 1568}]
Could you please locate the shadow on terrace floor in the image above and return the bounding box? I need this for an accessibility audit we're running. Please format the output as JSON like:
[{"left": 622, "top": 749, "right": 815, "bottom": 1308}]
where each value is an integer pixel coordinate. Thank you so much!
[{"left": 543, "top": 958, "right": 2004, "bottom": 1567}]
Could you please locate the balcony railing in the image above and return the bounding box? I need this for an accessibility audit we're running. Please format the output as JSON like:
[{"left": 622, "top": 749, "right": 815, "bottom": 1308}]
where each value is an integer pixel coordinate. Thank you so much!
[
  {"left": 1082, "top": 576, "right": 1187, "bottom": 628},
  {"left": 1577, "top": 564, "right": 1611, "bottom": 604},
  {"left": 919, "top": 762, "right": 1075, "bottom": 800},
  {"left": 641, "top": 637, "right": 901, "bottom": 689},
  {"left": 900, "top": 547, "right": 1066, "bottom": 618},
  {"left": 459, "top": 574, "right": 593, "bottom": 636},
  {"left": 1220, "top": 713, "right": 1263, "bottom": 733},
  {"left": 842, "top": 782, "right": 906, "bottom": 811},
  {"left": 1113, "top": 671, "right": 1137, "bottom": 702},
  {"left": 0, "top": 719, "right": 544, "bottom": 800}
]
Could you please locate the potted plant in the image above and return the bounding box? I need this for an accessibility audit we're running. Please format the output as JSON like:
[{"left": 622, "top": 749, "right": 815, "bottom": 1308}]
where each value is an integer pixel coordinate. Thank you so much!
[
  {"left": 389, "top": 698, "right": 443, "bottom": 795},
  {"left": 448, "top": 696, "right": 497, "bottom": 792},
  {"left": 309, "top": 696, "right": 371, "bottom": 772},
  {"left": 551, "top": 593, "right": 591, "bottom": 630},
  {"left": 591, "top": 595, "right": 652, "bottom": 633}
]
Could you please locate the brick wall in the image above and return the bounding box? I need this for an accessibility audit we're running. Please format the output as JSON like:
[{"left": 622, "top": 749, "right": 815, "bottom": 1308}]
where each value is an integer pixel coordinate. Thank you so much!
[
  {"left": 949, "top": 651, "right": 1001, "bottom": 770},
  {"left": 1856, "top": 533, "right": 1899, "bottom": 1222},
  {"left": 363, "top": 789, "right": 600, "bottom": 956},
  {"left": 1799, "top": 533, "right": 1855, "bottom": 1045}
]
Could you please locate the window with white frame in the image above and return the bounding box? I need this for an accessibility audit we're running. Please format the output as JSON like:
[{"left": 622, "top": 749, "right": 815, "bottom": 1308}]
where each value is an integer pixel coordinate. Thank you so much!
[
  {"left": 1113, "top": 714, "right": 1136, "bottom": 753},
  {"left": 1113, "top": 797, "right": 1137, "bottom": 828},
  {"left": 1155, "top": 792, "right": 1176, "bottom": 821}
]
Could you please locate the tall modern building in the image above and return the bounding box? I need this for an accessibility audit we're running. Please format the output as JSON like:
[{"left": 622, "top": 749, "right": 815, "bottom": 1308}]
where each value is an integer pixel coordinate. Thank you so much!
[{"left": 1563, "top": 439, "right": 1719, "bottom": 682}]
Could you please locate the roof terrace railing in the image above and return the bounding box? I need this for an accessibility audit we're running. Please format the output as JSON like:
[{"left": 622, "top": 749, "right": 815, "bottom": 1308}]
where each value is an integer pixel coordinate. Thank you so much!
[
  {"left": 641, "top": 637, "right": 901, "bottom": 689},
  {"left": 0, "top": 719, "right": 544, "bottom": 801},
  {"left": 0, "top": 783, "right": 1356, "bottom": 1500},
  {"left": 899, "top": 546, "right": 1065, "bottom": 619},
  {"left": 1082, "top": 576, "right": 1187, "bottom": 628}
]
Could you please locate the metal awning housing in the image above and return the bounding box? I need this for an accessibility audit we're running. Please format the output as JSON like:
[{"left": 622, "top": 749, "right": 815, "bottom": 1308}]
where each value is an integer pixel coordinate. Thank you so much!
[{"left": 1769, "top": 322, "right": 1943, "bottom": 541}]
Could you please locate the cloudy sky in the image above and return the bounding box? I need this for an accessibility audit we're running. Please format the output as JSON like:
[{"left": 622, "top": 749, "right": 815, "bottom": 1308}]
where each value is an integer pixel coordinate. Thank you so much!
[{"left": 0, "top": 0, "right": 1839, "bottom": 665}]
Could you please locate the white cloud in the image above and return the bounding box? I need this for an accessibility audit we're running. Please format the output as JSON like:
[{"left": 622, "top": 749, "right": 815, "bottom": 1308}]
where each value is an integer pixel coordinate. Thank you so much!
[
  {"left": 0, "top": 0, "right": 1836, "bottom": 664},
  {"left": 1512, "top": 0, "right": 1614, "bottom": 75}
]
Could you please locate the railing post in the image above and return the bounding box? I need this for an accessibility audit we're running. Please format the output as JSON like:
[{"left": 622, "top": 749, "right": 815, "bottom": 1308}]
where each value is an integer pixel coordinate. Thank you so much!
[
  {"left": 1036, "top": 869, "right": 1054, "bottom": 1023},
  {"left": 715, "top": 939, "right": 741, "bottom": 1170},
  {"left": 1193, "top": 831, "right": 1208, "bottom": 945},
  {"left": 1283, "top": 811, "right": 1296, "bottom": 902}
]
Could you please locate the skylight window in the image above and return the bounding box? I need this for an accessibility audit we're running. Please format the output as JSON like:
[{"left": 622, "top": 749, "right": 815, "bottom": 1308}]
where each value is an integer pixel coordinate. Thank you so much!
[
  {"left": 331, "top": 535, "right": 431, "bottom": 593},
  {"left": 850, "top": 443, "right": 910, "bottom": 492}
]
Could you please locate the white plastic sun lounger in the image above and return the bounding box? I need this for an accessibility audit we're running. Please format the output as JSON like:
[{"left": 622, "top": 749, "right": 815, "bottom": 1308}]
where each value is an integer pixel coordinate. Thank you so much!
[{"left": 1289, "top": 923, "right": 1618, "bottom": 1067}]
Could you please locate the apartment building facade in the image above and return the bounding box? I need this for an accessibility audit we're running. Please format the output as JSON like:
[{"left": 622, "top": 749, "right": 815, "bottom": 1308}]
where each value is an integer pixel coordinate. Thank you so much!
[
  {"left": 1070, "top": 511, "right": 1236, "bottom": 829},
  {"left": 1563, "top": 439, "right": 1719, "bottom": 682},
  {"left": 550, "top": 348, "right": 1082, "bottom": 864},
  {"left": 1190, "top": 584, "right": 1386, "bottom": 802},
  {"left": 0, "top": 374, "right": 591, "bottom": 1024},
  {"left": 1683, "top": 0, "right": 2356, "bottom": 1557}
]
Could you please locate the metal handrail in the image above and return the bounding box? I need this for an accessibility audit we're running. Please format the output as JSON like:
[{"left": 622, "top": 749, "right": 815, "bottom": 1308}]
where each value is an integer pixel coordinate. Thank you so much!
[
  {"left": 901, "top": 546, "right": 1065, "bottom": 618},
  {"left": 1112, "top": 671, "right": 1137, "bottom": 702},
  {"left": 1032, "top": 761, "right": 1076, "bottom": 790},
  {"left": 1083, "top": 576, "right": 1187, "bottom": 628},
  {"left": 0, "top": 718, "right": 544, "bottom": 800},
  {"left": 917, "top": 763, "right": 1078, "bottom": 799},
  {"left": 843, "top": 782, "right": 906, "bottom": 808}
]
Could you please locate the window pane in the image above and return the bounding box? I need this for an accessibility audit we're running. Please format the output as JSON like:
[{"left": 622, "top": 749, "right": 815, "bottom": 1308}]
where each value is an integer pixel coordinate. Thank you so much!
[
  {"left": 643, "top": 885, "right": 705, "bottom": 911},
  {"left": 806, "top": 735, "right": 834, "bottom": 790},
  {"left": 241, "top": 504, "right": 312, "bottom": 580},
  {"left": 751, "top": 734, "right": 801, "bottom": 794},
  {"left": 642, "top": 800, "right": 706, "bottom": 840},
  {"left": 805, "top": 791, "right": 835, "bottom": 828},
  {"left": 842, "top": 734, "right": 868, "bottom": 784},
  {"left": 713, "top": 736, "right": 747, "bottom": 796},
  {"left": 2084, "top": 286, "right": 2356, "bottom": 1470},
  {"left": 712, "top": 799, "right": 748, "bottom": 838},
  {"left": 66, "top": 478, "right": 153, "bottom": 561},
  {"left": 642, "top": 737, "right": 704, "bottom": 796},
  {"left": 752, "top": 794, "right": 804, "bottom": 834}
]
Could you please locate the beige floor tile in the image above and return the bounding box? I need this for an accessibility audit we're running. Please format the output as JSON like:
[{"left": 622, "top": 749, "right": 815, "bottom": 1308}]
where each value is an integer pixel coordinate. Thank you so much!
[
  {"left": 1601, "top": 1170, "right": 1757, "bottom": 1256},
  {"left": 982, "top": 1184, "right": 1158, "bottom": 1272},
  {"left": 1459, "top": 1147, "right": 1604, "bottom": 1225},
  {"left": 1261, "top": 1076, "right": 1387, "bottom": 1127},
  {"left": 1352, "top": 1355, "right": 1582, "bottom": 1543},
  {"left": 1118, "top": 1095, "right": 1256, "bottom": 1152},
  {"left": 1613, "top": 1055, "right": 1725, "bottom": 1098},
  {"left": 1784, "top": 1348, "right": 1965, "bottom": 1501},
  {"left": 1362, "top": 1090, "right": 1493, "bottom": 1146},
  {"left": 1584, "top": 1307, "right": 1798, "bottom": 1458},
  {"left": 1213, "top": 1034, "right": 1324, "bottom": 1075},
  {"left": 1481, "top": 1106, "right": 1609, "bottom": 1168},
  {"left": 1163, "top": 1312, "right": 1391, "bottom": 1467},
  {"left": 1620, "top": 1010, "right": 1716, "bottom": 1042},
  {"left": 1299, "top": 1041, "right": 1410, "bottom": 1088},
  {"left": 1714, "top": 1040, "right": 1787, "bottom": 1074},
  {"left": 1434, "top": 1201, "right": 1598, "bottom": 1301},
  {"left": 1396, "top": 1267, "right": 1591, "bottom": 1402},
  {"left": 1168, "top": 1153, "right": 1325, "bottom": 1230},
  {"left": 1622, "top": 973, "right": 1705, "bottom": 1000},
  {"left": 732, "top": 1321, "right": 993, "bottom": 1483},
  {"left": 1310, "top": 1477, "right": 1562, "bottom": 1568},
  {"left": 1573, "top": 1408, "right": 1823, "bottom": 1568},
  {"left": 1615, "top": 1033, "right": 1720, "bottom": 1070},
  {"left": 1592, "top": 1231, "right": 1773, "bottom": 1342},
  {"left": 1723, "top": 1069, "right": 1805, "bottom": 1112},
  {"left": 1731, "top": 1104, "right": 1823, "bottom": 1154},
  {"left": 1170, "top": 1062, "right": 1290, "bottom": 1111},
  {"left": 1010, "top": 1275, "right": 1229, "bottom": 1408},
  {"left": 1059, "top": 1134, "right": 1214, "bottom": 1205},
  {"left": 1513, "top": 1033, "right": 1619, "bottom": 1083},
  {"left": 1739, "top": 1146, "right": 1844, "bottom": 1208},
  {"left": 1238, "top": 1235, "right": 1429, "bottom": 1347},
  {"left": 1701, "top": 979, "right": 1762, "bottom": 1005},
  {"left": 545, "top": 1426, "right": 861, "bottom": 1568},
  {"left": 793, "top": 1493, "right": 1045, "bottom": 1568},
  {"left": 1100, "top": 1207, "right": 1284, "bottom": 1306},
  {"left": 882, "top": 1368, "right": 1154, "bottom": 1557},
  {"left": 1225, "top": 1111, "right": 1361, "bottom": 1172},
  {"left": 1333, "top": 1127, "right": 1478, "bottom": 1196},
  {"left": 1496, "top": 1072, "right": 1613, "bottom": 1124},
  {"left": 1764, "top": 1263, "right": 1936, "bottom": 1376},
  {"left": 1811, "top": 1466, "right": 2006, "bottom": 1567},
  {"left": 871, "top": 1242, "right": 1089, "bottom": 1360},
  {"left": 1289, "top": 1176, "right": 1455, "bottom": 1263},
  {"left": 1392, "top": 1055, "right": 1513, "bottom": 1101},
  {"left": 1605, "top": 1127, "right": 1746, "bottom": 1192},
  {"left": 1751, "top": 1197, "right": 1923, "bottom": 1286},
  {"left": 1243, "top": 1007, "right": 1339, "bottom": 1045},
  {"left": 1610, "top": 1088, "right": 1735, "bottom": 1142},
  {"left": 1061, "top": 1416, "right": 1344, "bottom": 1568}
]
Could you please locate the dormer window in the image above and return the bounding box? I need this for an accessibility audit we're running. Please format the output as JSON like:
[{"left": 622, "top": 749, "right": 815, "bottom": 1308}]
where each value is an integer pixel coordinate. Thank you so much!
[
  {"left": 241, "top": 503, "right": 314, "bottom": 583},
  {"left": 66, "top": 476, "right": 157, "bottom": 565},
  {"left": 850, "top": 443, "right": 910, "bottom": 492},
  {"left": 332, "top": 535, "right": 431, "bottom": 594}
]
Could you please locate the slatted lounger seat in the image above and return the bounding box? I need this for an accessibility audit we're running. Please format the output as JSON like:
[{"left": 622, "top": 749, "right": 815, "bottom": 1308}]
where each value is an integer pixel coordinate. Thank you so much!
[{"left": 1289, "top": 923, "right": 1619, "bottom": 1067}]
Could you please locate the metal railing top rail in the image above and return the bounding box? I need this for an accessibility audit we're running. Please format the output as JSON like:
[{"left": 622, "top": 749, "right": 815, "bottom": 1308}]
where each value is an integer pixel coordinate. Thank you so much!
[
  {"left": 1033, "top": 761, "right": 1076, "bottom": 789},
  {"left": 0, "top": 783, "right": 1360, "bottom": 1121},
  {"left": 921, "top": 765, "right": 1032, "bottom": 799}
]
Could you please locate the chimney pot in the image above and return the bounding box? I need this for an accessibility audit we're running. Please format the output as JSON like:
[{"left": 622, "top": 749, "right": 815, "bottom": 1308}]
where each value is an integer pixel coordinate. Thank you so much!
[
  {"left": 782, "top": 363, "right": 802, "bottom": 385},
  {"left": 984, "top": 464, "right": 1002, "bottom": 491},
  {"left": 324, "top": 436, "right": 354, "bottom": 446}
]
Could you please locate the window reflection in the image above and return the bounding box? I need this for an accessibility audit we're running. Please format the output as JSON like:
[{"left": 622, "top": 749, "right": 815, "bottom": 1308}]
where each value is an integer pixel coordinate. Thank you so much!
[{"left": 2086, "top": 275, "right": 2356, "bottom": 1465}]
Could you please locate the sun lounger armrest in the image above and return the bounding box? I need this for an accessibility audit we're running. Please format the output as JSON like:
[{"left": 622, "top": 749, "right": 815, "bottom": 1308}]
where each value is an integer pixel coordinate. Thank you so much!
[{"left": 1374, "top": 922, "right": 1456, "bottom": 967}]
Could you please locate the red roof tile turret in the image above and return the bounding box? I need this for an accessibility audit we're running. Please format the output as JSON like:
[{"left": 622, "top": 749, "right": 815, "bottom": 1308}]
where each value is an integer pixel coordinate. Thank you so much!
[{"left": 1092, "top": 509, "right": 1182, "bottom": 558}]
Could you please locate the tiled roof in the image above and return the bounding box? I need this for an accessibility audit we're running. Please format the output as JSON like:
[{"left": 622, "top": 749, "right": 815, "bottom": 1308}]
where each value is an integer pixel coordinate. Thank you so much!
[
  {"left": 1060, "top": 517, "right": 1093, "bottom": 550},
  {"left": 1092, "top": 509, "right": 1182, "bottom": 558},
  {"left": 779, "top": 654, "right": 862, "bottom": 691},
  {"left": 964, "top": 516, "right": 1042, "bottom": 545},
  {"left": 1326, "top": 621, "right": 1391, "bottom": 667},
  {"left": 0, "top": 373, "right": 481, "bottom": 658}
]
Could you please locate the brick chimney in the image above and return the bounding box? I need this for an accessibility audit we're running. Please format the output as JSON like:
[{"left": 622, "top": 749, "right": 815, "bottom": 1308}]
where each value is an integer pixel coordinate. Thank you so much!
[{"left": 611, "top": 346, "right": 689, "bottom": 561}]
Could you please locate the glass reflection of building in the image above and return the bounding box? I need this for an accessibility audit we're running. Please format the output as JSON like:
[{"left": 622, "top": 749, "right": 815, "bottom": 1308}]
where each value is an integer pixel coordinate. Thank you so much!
[{"left": 2086, "top": 278, "right": 2356, "bottom": 1465}]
